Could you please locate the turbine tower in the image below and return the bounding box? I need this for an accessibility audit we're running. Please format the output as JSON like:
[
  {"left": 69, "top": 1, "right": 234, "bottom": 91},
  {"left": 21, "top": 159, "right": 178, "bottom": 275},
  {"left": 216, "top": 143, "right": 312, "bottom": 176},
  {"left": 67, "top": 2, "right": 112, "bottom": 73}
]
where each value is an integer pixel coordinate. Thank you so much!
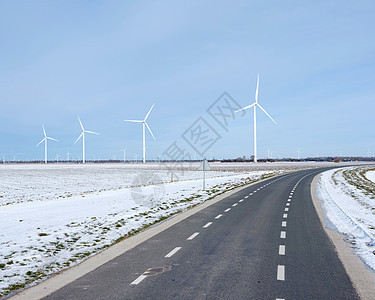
[
  {"left": 36, "top": 124, "right": 59, "bottom": 164},
  {"left": 235, "top": 74, "right": 276, "bottom": 163},
  {"left": 124, "top": 104, "right": 155, "bottom": 163},
  {"left": 74, "top": 116, "right": 99, "bottom": 164}
]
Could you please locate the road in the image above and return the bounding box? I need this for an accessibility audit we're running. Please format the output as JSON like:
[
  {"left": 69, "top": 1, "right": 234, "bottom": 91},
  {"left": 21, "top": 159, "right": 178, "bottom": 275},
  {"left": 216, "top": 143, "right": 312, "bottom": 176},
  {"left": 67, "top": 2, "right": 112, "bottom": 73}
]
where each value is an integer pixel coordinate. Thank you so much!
[{"left": 44, "top": 168, "right": 359, "bottom": 300}]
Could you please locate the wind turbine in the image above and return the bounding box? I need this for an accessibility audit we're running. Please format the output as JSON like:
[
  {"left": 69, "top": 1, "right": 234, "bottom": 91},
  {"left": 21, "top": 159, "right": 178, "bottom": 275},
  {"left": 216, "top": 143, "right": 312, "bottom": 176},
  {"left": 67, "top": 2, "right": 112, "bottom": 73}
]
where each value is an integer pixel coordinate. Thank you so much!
[
  {"left": 121, "top": 148, "right": 127, "bottom": 163},
  {"left": 36, "top": 125, "right": 59, "bottom": 164},
  {"left": 235, "top": 74, "right": 276, "bottom": 163},
  {"left": 74, "top": 116, "right": 99, "bottom": 164},
  {"left": 124, "top": 104, "right": 155, "bottom": 164}
]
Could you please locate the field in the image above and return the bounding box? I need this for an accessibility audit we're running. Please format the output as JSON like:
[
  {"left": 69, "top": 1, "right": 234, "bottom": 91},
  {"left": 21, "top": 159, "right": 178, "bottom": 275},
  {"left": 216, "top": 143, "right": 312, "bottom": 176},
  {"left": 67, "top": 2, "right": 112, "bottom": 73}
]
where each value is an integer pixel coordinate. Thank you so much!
[
  {"left": 316, "top": 165, "right": 375, "bottom": 272},
  {"left": 0, "top": 161, "right": 355, "bottom": 297}
]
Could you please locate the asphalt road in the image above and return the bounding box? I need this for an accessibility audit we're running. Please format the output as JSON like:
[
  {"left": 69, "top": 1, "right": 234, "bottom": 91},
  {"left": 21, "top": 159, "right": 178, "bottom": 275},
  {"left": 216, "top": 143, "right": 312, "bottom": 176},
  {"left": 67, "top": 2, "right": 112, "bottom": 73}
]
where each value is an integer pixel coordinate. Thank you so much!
[{"left": 44, "top": 169, "right": 359, "bottom": 300}]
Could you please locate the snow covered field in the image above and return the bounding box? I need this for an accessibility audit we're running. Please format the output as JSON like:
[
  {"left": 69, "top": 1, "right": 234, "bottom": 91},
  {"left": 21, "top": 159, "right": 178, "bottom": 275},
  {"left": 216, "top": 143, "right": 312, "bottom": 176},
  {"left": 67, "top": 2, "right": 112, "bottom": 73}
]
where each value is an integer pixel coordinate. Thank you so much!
[
  {"left": 365, "top": 170, "right": 375, "bottom": 184},
  {"left": 317, "top": 166, "right": 375, "bottom": 272},
  {"left": 0, "top": 161, "right": 353, "bottom": 297}
]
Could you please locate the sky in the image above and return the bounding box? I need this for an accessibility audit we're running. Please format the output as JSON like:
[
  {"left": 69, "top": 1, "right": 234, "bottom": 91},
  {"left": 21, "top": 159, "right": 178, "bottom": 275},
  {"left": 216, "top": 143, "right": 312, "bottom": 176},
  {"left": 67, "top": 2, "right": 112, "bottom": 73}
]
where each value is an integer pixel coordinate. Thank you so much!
[{"left": 0, "top": 0, "right": 374, "bottom": 161}]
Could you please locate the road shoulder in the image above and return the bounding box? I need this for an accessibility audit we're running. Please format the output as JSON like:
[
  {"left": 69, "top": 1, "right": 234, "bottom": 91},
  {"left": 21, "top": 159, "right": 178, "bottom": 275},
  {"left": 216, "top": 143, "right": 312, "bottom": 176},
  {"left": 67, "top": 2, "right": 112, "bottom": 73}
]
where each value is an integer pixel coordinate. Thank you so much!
[{"left": 311, "top": 173, "right": 375, "bottom": 300}]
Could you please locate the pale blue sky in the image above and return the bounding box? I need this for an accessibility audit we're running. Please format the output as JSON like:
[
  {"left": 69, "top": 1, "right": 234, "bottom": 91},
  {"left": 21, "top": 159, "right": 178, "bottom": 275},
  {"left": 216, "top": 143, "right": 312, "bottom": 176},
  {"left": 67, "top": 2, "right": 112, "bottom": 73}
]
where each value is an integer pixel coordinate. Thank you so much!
[{"left": 0, "top": 1, "right": 374, "bottom": 161}]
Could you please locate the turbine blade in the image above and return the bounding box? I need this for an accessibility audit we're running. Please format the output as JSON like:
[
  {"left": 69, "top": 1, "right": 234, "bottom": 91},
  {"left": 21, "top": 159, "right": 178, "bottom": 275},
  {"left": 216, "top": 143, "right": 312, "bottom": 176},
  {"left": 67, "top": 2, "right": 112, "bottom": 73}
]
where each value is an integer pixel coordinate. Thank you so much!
[
  {"left": 77, "top": 116, "right": 84, "bottom": 130},
  {"left": 145, "top": 122, "right": 155, "bottom": 140},
  {"left": 86, "top": 130, "right": 99, "bottom": 135},
  {"left": 124, "top": 120, "right": 142, "bottom": 123},
  {"left": 36, "top": 138, "right": 45, "bottom": 147},
  {"left": 42, "top": 124, "right": 46, "bottom": 137},
  {"left": 74, "top": 132, "right": 84, "bottom": 144},
  {"left": 257, "top": 104, "right": 277, "bottom": 124},
  {"left": 235, "top": 103, "right": 256, "bottom": 113},
  {"left": 144, "top": 104, "right": 154, "bottom": 121},
  {"left": 47, "top": 137, "right": 59, "bottom": 142},
  {"left": 255, "top": 74, "right": 259, "bottom": 103}
]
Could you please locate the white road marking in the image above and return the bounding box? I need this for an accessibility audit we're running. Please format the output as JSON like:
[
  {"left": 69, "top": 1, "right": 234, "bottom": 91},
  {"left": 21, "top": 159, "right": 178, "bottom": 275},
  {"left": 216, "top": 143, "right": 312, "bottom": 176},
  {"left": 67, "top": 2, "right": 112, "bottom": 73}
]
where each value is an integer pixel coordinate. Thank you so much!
[
  {"left": 131, "top": 274, "right": 147, "bottom": 285},
  {"left": 224, "top": 208, "right": 231, "bottom": 212},
  {"left": 282, "top": 221, "right": 287, "bottom": 227},
  {"left": 286, "top": 203, "right": 290, "bottom": 206},
  {"left": 277, "top": 265, "right": 285, "bottom": 281},
  {"left": 239, "top": 199, "right": 244, "bottom": 202},
  {"left": 215, "top": 214, "right": 222, "bottom": 219},
  {"left": 279, "top": 245, "right": 286, "bottom": 255},
  {"left": 288, "top": 195, "right": 292, "bottom": 198},
  {"left": 250, "top": 193, "right": 253, "bottom": 195},
  {"left": 187, "top": 232, "right": 200, "bottom": 240},
  {"left": 232, "top": 203, "right": 238, "bottom": 207},
  {"left": 285, "top": 208, "right": 289, "bottom": 212},
  {"left": 283, "top": 214, "right": 288, "bottom": 218},
  {"left": 245, "top": 196, "right": 249, "bottom": 199},
  {"left": 203, "top": 222, "right": 212, "bottom": 228},
  {"left": 165, "top": 247, "right": 182, "bottom": 258},
  {"left": 276, "top": 298, "right": 285, "bottom": 300},
  {"left": 287, "top": 199, "right": 291, "bottom": 202},
  {"left": 280, "top": 231, "right": 286, "bottom": 239}
]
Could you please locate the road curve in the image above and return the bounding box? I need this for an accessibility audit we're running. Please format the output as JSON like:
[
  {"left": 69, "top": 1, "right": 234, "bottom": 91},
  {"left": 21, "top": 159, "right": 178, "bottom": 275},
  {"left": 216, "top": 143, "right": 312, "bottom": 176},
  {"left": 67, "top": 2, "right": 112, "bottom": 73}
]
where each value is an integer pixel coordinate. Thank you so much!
[{"left": 42, "top": 168, "right": 358, "bottom": 300}]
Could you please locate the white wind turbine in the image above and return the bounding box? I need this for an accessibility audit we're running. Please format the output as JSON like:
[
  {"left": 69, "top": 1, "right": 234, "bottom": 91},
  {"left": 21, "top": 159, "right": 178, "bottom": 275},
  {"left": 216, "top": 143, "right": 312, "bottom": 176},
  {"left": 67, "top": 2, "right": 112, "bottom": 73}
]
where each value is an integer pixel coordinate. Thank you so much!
[
  {"left": 36, "top": 124, "right": 59, "bottom": 164},
  {"left": 74, "top": 116, "right": 99, "bottom": 164},
  {"left": 124, "top": 104, "right": 155, "bottom": 164},
  {"left": 235, "top": 74, "right": 276, "bottom": 163},
  {"left": 121, "top": 148, "right": 127, "bottom": 163}
]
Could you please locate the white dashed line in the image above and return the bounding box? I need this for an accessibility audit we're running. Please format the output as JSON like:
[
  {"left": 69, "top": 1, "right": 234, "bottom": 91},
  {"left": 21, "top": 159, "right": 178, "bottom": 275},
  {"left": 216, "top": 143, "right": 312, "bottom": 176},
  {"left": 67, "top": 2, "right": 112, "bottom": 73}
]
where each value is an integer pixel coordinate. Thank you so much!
[
  {"left": 224, "top": 208, "right": 231, "bottom": 212},
  {"left": 203, "top": 222, "right": 212, "bottom": 228},
  {"left": 283, "top": 214, "right": 288, "bottom": 219},
  {"left": 239, "top": 199, "right": 244, "bottom": 203},
  {"left": 284, "top": 208, "right": 289, "bottom": 212},
  {"left": 215, "top": 214, "right": 223, "bottom": 219},
  {"left": 244, "top": 196, "right": 249, "bottom": 199},
  {"left": 282, "top": 221, "right": 287, "bottom": 227},
  {"left": 187, "top": 232, "right": 200, "bottom": 240},
  {"left": 232, "top": 203, "right": 238, "bottom": 207},
  {"left": 277, "top": 265, "right": 285, "bottom": 281},
  {"left": 288, "top": 195, "right": 292, "bottom": 198},
  {"left": 279, "top": 245, "right": 285, "bottom": 255},
  {"left": 165, "top": 247, "right": 181, "bottom": 258},
  {"left": 286, "top": 203, "right": 290, "bottom": 206},
  {"left": 276, "top": 298, "right": 285, "bottom": 300},
  {"left": 287, "top": 199, "right": 291, "bottom": 202},
  {"left": 280, "top": 231, "right": 286, "bottom": 239},
  {"left": 131, "top": 274, "right": 147, "bottom": 285},
  {"left": 249, "top": 193, "right": 253, "bottom": 195}
]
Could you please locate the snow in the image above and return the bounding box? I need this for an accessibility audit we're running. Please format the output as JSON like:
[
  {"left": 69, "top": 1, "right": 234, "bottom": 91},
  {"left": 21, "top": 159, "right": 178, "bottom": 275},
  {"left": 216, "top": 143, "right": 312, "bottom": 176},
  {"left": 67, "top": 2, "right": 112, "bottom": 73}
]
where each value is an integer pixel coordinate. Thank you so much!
[
  {"left": 365, "top": 170, "right": 375, "bottom": 184},
  {"left": 0, "top": 161, "right": 361, "bottom": 296},
  {"left": 317, "top": 166, "right": 375, "bottom": 272}
]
